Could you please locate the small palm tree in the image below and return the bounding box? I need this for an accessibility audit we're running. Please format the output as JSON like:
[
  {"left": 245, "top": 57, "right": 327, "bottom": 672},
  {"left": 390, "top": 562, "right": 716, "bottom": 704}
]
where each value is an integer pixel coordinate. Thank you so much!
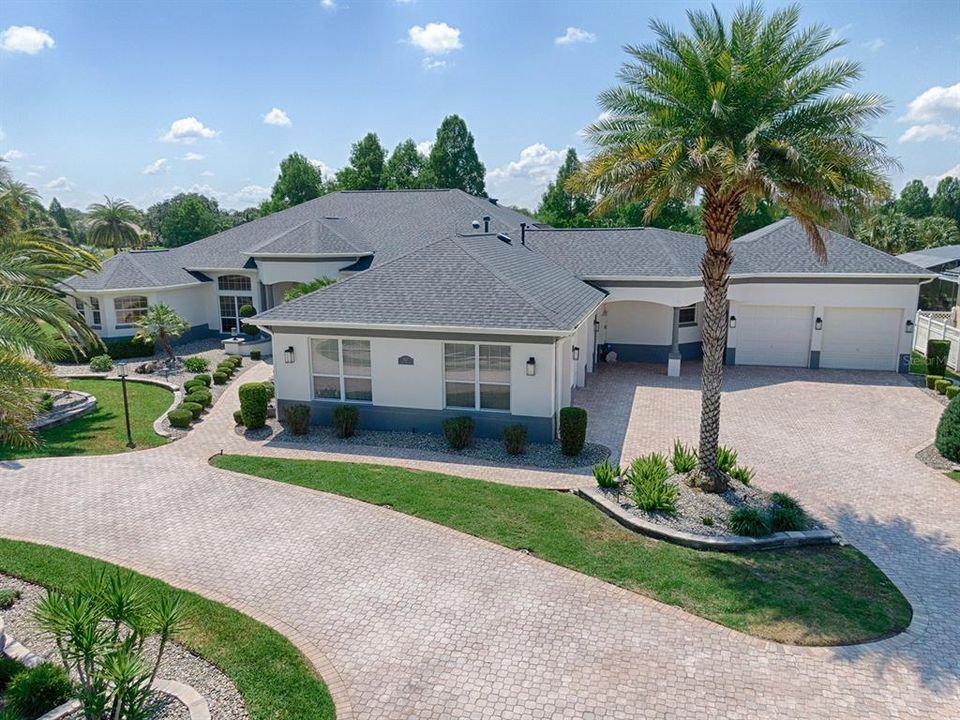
[
  {"left": 574, "top": 3, "right": 893, "bottom": 491},
  {"left": 86, "top": 196, "right": 144, "bottom": 254},
  {"left": 133, "top": 304, "right": 189, "bottom": 361}
]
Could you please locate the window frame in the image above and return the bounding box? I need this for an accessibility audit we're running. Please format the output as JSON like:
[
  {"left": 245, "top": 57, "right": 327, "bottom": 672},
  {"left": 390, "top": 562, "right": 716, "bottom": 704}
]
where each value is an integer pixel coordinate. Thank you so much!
[
  {"left": 114, "top": 295, "right": 149, "bottom": 328},
  {"left": 678, "top": 304, "right": 697, "bottom": 327},
  {"left": 217, "top": 274, "right": 252, "bottom": 292},
  {"left": 309, "top": 337, "right": 373, "bottom": 403},
  {"left": 89, "top": 297, "right": 101, "bottom": 329},
  {"left": 218, "top": 294, "right": 254, "bottom": 334},
  {"left": 443, "top": 342, "right": 511, "bottom": 413}
]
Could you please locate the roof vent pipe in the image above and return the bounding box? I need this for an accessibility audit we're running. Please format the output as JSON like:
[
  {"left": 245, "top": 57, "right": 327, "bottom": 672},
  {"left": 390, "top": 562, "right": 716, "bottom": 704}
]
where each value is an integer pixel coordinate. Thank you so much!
[
  {"left": 471, "top": 220, "right": 481, "bottom": 230},
  {"left": 483, "top": 216, "right": 490, "bottom": 233},
  {"left": 520, "top": 223, "right": 526, "bottom": 245},
  {"left": 497, "top": 233, "right": 512, "bottom": 245}
]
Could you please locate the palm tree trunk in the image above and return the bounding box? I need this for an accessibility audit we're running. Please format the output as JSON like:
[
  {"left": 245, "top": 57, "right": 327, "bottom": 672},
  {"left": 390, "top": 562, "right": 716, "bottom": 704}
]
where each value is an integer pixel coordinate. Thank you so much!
[{"left": 696, "top": 193, "right": 738, "bottom": 492}]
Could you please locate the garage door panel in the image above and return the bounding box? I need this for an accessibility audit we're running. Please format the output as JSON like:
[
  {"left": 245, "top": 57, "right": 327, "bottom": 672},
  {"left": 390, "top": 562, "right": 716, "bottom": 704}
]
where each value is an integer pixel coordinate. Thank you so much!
[
  {"left": 821, "top": 307, "right": 900, "bottom": 371},
  {"left": 736, "top": 305, "right": 813, "bottom": 367}
]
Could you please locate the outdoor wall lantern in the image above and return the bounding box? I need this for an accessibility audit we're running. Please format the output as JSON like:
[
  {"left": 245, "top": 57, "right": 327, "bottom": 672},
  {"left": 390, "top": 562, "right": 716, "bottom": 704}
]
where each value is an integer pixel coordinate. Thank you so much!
[
  {"left": 526, "top": 357, "right": 536, "bottom": 376},
  {"left": 906, "top": 319, "right": 915, "bottom": 334},
  {"left": 729, "top": 315, "right": 737, "bottom": 329},
  {"left": 284, "top": 346, "right": 295, "bottom": 364},
  {"left": 593, "top": 317, "right": 600, "bottom": 333},
  {"left": 572, "top": 346, "right": 580, "bottom": 361},
  {"left": 815, "top": 317, "right": 823, "bottom": 330}
]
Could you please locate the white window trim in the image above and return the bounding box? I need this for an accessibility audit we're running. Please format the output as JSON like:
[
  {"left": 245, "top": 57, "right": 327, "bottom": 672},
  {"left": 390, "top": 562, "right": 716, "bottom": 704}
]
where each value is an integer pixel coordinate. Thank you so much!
[
  {"left": 89, "top": 297, "right": 102, "bottom": 329},
  {"left": 309, "top": 337, "right": 373, "bottom": 403},
  {"left": 218, "top": 293, "right": 254, "bottom": 335},
  {"left": 442, "top": 342, "right": 511, "bottom": 413},
  {"left": 678, "top": 304, "right": 698, "bottom": 327},
  {"left": 114, "top": 295, "right": 149, "bottom": 329}
]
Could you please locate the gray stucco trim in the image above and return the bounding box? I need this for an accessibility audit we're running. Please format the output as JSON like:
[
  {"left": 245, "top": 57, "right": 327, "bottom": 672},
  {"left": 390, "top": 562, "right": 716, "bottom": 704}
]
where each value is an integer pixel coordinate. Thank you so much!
[
  {"left": 725, "top": 347, "right": 736, "bottom": 365},
  {"left": 276, "top": 399, "right": 555, "bottom": 443},
  {"left": 265, "top": 326, "right": 559, "bottom": 344},
  {"left": 603, "top": 341, "right": 702, "bottom": 363},
  {"left": 100, "top": 324, "right": 215, "bottom": 346},
  {"left": 809, "top": 350, "right": 821, "bottom": 369}
]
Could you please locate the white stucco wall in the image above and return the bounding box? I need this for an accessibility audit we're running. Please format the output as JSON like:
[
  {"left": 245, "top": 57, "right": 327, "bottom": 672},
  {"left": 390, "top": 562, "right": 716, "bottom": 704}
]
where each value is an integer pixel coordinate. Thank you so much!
[
  {"left": 73, "top": 285, "right": 211, "bottom": 338},
  {"left": 602, "top": 301, "right": 675, "bottom": 345},
  {"left": 256, "top": 259, "right": 354, "bottom": 285}
]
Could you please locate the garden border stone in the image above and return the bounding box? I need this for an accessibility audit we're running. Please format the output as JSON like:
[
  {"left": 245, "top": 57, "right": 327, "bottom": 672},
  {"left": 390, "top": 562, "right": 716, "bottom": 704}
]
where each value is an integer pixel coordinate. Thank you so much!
[
  {"left": 577, "top": 486, "right": 839, "bottom": 552},
  {"left": 28, "top": 391, "right": 97, "bottom": 431}
]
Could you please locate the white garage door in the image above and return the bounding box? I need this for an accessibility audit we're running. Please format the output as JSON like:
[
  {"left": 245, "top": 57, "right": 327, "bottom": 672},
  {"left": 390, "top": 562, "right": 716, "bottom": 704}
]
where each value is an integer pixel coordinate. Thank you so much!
[
  {"left": 736, "top": 305, "right": 813, "bottom": 367},
  {"left": 820, "top": 307, "right": 901, "bottom": 371}
]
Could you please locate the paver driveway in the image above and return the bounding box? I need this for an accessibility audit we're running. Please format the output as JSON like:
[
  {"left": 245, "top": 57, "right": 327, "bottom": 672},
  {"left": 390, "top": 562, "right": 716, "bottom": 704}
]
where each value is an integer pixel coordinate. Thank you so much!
[{"left": 1, "top": 362, "right": 958, "bottom": 719}]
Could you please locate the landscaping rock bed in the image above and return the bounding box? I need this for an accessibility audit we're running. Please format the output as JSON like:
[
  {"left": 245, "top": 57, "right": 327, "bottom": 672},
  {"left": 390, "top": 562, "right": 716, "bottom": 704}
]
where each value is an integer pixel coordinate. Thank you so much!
[
  {"left": 28, "top": 390, "right": 96, "bottom": 430},
  {"left": 906, "top": 373, "right": 953, "bottom": 407},
  {"left": 0, "top": 574, "right": 248, "bottom": 720},
  {"left": 243, "top": 417, "right": 610, "bottom": 470},
  {"left": 916, "top": 442, "right": 956, "bottom": 471}
]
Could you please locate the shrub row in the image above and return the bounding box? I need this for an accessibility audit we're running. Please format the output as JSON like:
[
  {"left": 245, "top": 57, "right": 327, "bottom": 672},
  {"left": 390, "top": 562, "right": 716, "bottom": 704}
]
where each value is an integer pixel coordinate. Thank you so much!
[{"left": 77, "top": 337, "right": 154, "bottom": 362}]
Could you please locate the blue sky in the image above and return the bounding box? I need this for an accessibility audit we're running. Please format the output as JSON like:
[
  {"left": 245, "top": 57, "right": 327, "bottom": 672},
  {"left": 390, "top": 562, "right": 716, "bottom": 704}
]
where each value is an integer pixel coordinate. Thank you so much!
[{"left": 1, "top": 0, "right": 958, "bottom": 211}]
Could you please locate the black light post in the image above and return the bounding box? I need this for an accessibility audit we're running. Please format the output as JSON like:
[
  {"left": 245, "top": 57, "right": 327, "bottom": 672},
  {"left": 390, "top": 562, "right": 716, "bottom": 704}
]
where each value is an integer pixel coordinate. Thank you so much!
[{"left": 117, "top": 361, "right": 135, "bottom": 448}]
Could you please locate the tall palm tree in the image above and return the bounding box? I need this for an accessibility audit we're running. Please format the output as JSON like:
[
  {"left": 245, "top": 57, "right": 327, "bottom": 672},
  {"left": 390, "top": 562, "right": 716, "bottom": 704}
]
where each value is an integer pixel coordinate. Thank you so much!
[
  {"left": 133, "top": 304, "right": 190, "bottom": 361},
  {"left": 86, "top": 196, "right": 144, "bottom": 254},
  {"left": 0, "top": 229, "right": 101, "bottom": 446},
  {"left": 573, "top": 3, "right": 893, "bottom": 491}
]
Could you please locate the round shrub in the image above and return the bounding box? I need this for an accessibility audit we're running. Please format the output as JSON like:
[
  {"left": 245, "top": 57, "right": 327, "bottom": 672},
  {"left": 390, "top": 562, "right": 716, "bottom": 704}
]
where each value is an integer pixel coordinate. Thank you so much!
[
  {"left": 927, "top": 374, "right": 943, "bottom": 390},
  {"left": 183, "top": 380, "right": 204, "bottom": 394},
  {"left": 935, "top": 394, "right": 960, "bottom": 462},
  {"left": 927, "top": 339, "right": 950, "bottom": 377},
  {"left": 213, "top": 372, "right": 228, "bottom": 385},
  {"left": 183, "top": 356, "right": 209, "bottom": 373},
  {"left": 559, "top": 406, "right": 587, "bottom": 456},
  {"left": 184, "top": 391, "right": 211, "bottom": 408},
  {"left": 179, "top": 401, "right": 203, "bottom": 420},
  {"left": 217, "top": 363, "right": 234, "bottom": 375},
  {"left": 936, "top": 378, "right": 952, "bottom": 395},
  {"left": 194, "top": 373, "right": 212, "bottom": 387},
  {"left": 167, "top": 408, "right": 193, "bottom": 428},
  {"left": 239, "top": 303, "right": 256, "bottom": 319},
  {"left": 261, "top": 381, "right": 275, "bottom": 400},
  {"left": 241, "top": 323, "right": 259, "bottom": 337},
  {"left": 503, "top": 424, "right": 528, "bottom": 455},
  {"left": 947, "top": 385, "right": 960, "bottom": 400},
  {"left": 443, "top": 415, "right": 474, "bottom": 450},
  {"left": 728, "top": 507, "right": 770, "bottom": 537},
  {"left": 233, "top": 409, "right": 244, "bottom": 425},
  {"left": 283, "top": 403, "right": 312, "bottom": 436},
  {"left": 250, "top": 349, "right": 262, "bottom": 361},
  {"left": 332, "top": 404, "right": 359, "bottom": 438},
  {"left": 239, "top": 382, "right": 272, "bottom": 429},
  {"left": 0, "top": 653, "right": 25, "bottom": 691},
  {"left": 89, "top": 354, "right": 113, "bottom": 372},
  {"left": 5, "top": 663, "right": 71, "bottom": 719},
  {"left": 229, "top": 355, "right": 243, "bottom": 368}
]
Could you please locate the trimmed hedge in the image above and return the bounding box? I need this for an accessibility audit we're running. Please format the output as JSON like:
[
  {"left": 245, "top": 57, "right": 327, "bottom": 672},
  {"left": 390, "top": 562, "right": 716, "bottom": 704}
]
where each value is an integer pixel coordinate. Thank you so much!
[
  {"left": 503, "top": 424, "right": 528, "bottom": 455},
  {"left": 78, "top": 337, "right": 155, "bottom": 361},
  {"left": 927, "top": 339, "right": 950, "bottom": 377},
  {"left": 179, "top": 401, "right": 203, "bottom": 420},
  {"left": 183, "top": 357, "right": 209, "bottom": 373},
  {"left": 332, "top": 405, "right": 358, "bottom": 438},
  {"left": 936, "top": 378, "right": 952, "bottom": 395},
  {"left": 239, "top": 382, "right": 272, "bottom": 430},
  {"left": 194, "top": 373, "right": 212, "bottom": 387},
  {"left": 947, "top": 385, "right": 960, "bottom": 400},
  {"left": 443, "top": 416, "right": 474, "bottom": 450},
  {"left": 183, "top": 380, "right": 204, "bottom": 394},
  {"left": 184, "top": 390, "right": 211, "bottom": 408},
  {"left": 213, "top": 372, "right": 228, "bottom": 385},
  {"left": 927, "top": 374, "right": 943, "bottom": 390},
  {"left": 559, "top": 407, "right": 587, "bottom": 456},
  {"left": 250, "top": 349, "right": 262, "bottom": 361},
  {"left": 168, "top": 409, "right": 193, "bottom": 428},
  {"left": 233, "top": 409, "right": 244, "bottom": 425},
  {"left": 4, "top": 662, "right": 71, "bottom": 719},
  {"left": 936, "top": 394, "right": 960, "bottom": 462},
  {"left": 89, "top": 354, "right": 113, "bottom": 372},
  {"left": 284, "top": 404, "right": 311, "bottom": 436}
]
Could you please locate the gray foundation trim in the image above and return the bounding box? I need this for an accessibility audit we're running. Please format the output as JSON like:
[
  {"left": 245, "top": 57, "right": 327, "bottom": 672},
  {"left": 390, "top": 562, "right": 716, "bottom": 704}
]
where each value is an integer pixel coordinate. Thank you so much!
[
  {"left": 604, "top": 341, "right": 702, "bottom": 363},
  {"left": 266, "top": 326, "right": 559, "bottom": 344},
  {"left": 277, "top": 399, "right": 556, "bottom": 443},
  {"left": 725, "top": 347, "right": 736, "bottom": 365},
  {"left": 102, "top": 324, "right": 214, "bottom": 346},
  {"left": 898, "top": 353, "right": 910, "bottom": 374},
  {"left": 809, "top": 350, "right": 821, "bottom": 369}
]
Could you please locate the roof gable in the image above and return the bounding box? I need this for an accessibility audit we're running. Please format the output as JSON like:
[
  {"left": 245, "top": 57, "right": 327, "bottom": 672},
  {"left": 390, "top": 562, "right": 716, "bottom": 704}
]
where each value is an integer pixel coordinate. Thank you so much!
[{"left": 246, "top": 217, "right": 373, "bottom": 257}]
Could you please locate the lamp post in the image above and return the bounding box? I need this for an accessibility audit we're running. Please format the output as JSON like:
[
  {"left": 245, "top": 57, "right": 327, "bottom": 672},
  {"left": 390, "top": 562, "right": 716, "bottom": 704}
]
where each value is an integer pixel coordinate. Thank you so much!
[{"left": 117, "top": 361, "right": 135, "bottom": 449}]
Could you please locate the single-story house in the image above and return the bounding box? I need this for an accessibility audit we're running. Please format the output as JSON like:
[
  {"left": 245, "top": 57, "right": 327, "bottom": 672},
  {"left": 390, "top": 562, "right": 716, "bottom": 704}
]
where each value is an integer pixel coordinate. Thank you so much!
[
  {"left": 65, "top": 190, "right": 933, "bottom": 440},
  {"left": 897, "top": 245, "right": 960, "bottom": 311}
]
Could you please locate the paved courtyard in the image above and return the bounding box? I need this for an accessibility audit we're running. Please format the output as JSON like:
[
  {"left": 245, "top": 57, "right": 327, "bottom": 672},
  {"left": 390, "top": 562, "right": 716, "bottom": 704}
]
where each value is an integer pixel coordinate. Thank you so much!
[{"left": 1, "top": 362, "right": 958, "bottom": 719}]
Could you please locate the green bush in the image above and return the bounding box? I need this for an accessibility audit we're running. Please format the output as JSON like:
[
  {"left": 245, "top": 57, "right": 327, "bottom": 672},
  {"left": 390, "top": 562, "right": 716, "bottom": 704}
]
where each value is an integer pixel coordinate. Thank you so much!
[
  {"left": 167, "top": 408, "right": 193, "bottom": 428},
  {"left": 250, "top": 349, "right": 262, "bottom": 361},
  {"left": 927, "top": 374, "right": 943, "bottom": 390},
  {"left": 179, "top": 401, "right": 203, "bottom": 420},
  {"left": 5, "top": 663, "right": 71, "bottom": 719},
  {"left": 728, "top": 507, "right": 770, "bottom": 537},
  {"left": 241, "top": 323, "right": 259, "bottom": 337},
  {"left": 0, "top": 654, "right": 24, "bottom": 693},
  {"left": 0, "top": 587, "right": 20, "bottom": 610},
  {"left": 927, "top": 339, "right": 950, "bottom": 377},
  {"left": 592, "top": 460, "right": 621, "bottom": 489},
  {"left": 284, "top": 404, "right": 311, "bottom": 436},
  {"left": 213, "top": 372, "right": 228, "bottom": 385},
  {"left": 183, "top": 390, "right": 211, "bottom": 408},
  {"left": 716, "top": 445, "right": 738, "bottom": 474},
  {"left": 239, "top": 304, "right": 256, "bottom": 319},
  {"left": 935, "top": 394, "right": 960, "bottom": 462},
  {"left": 38, "top": 392, "right": 54, "bottom": 414},
  {"left": 503, "top": 424, "right": 528, "bottom": 455},
  {"left": 217, "top": 364, "right": 235, "bottom": 377},
  {"left": 239, "top": 382, "right": 272, "bottom": 429},
  {"left": 626, "top": 453, "right": 677, "bottom": 512},
  {"left": 770, "top": 505, "right": 807, "bottom": 532},
  {"left": 947, "top": 386, "right": 960, "bottom": 400},
  {"left": 183, "top": 356, "right": 209, "bottom": 373},
  {"left": 670, "top": 440, "right": 698, "bottom": 474},
  {"left": 194, "top": 373, "right": 212, "bottom": 387},
  {"left": 558, "top": 406, "right": 588, "bottom": 456},
  {"left": 936, "top": 378, "right": 952, "bottom": 395},
  {"left": 262, "top": 381, "right": 275, "bottom": 400},
  {"left": 183, "top": 380, "right": 204, "bottom": 394},
  {"left": 443, "top": 416, "right": 474, "bottom": 450},
  {"left": 89, "top": 354, "right": 113, "bottom": 372},
  {"left": 233, "top": 409, "right": 244, "bottom": 425},
  {"left": 701, "top": 516, "right": 714, "bottom": 526},
  {"left": 769, "top": 492, "right": 802, "bottom": 511},
  {"left": 331, "top": 405, "right": 358, "bottom": 438},
  {"left": 729, "top": 465, "right": 755, "bottom": 485},
  {"left": 229, "top": 355, "right": 243, "bottom": 367}
]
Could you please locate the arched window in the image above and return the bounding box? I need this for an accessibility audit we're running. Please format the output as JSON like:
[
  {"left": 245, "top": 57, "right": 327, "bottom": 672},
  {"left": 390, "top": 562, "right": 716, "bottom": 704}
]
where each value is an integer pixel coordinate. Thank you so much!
[
  {"left": 218, "top": 275, "right": 252, "bottom": 292},
  {"left": 114, "top": 296, "right": 148, "bottom": 327}
]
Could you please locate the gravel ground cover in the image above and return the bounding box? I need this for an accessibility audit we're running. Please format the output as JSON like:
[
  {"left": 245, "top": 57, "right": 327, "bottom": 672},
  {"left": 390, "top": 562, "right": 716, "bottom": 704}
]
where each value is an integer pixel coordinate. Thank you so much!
[{"left": 0, "top": 574, "right": 248, "bottom": 720}]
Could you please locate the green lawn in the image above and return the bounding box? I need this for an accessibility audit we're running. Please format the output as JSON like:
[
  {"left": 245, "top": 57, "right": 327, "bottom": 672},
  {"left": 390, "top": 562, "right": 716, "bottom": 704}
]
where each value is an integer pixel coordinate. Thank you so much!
[
  {"left": 947, "top": 470, "right": 960, "bottom": 482},
  {"left": 211, "top": 455, "right": 912, "bottom": 646},
  {"left": 0, "top": 379, "right": 172, "bottom": 459},
  {"left": 0, "top": 539, "right": 335, "bottom": 720}
]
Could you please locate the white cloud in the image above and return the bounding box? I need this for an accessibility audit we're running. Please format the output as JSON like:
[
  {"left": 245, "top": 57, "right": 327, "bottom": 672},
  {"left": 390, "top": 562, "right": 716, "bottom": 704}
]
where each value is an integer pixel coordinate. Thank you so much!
[
  {"left": 233, "top": 185, "right": 270, "bottom": 203},
  {"left": 182, "top": 152, "right": 204, "bottom": 161},
  {"left": 900, "top": 83, "right": 960, "bottom": 123},
  {"left": 46, "top": 177, "right": 73, "bottom": 191},
  {"left": 263, "top": 107, "right": 292, "bottom": 126},
  {"left": 320, "top": 0, "right": 337, "bottom": 8},
  {"left": 555, "top": 27, "right": 596, "bottom": 45},
  {"left": 200, "top": 170, "right": 215, "bottom": 177},
  {"left": 898, "top": 123, "right": 960, "bottom": 143},
  {"left": 396, "top": 0, "right": 415, "bottom": 4},
  {"left": 0, "top": 148, "right": 25, "bottom": 161},
  {"left": 416, "top": 140, "right": 433, "bottom": 156},
  {"left": 408, "top": 22, "right": 462, "bottom": 55},
  {"left": 421, "top": 58, "right": 446, "bottom": 71},
  {"left": 863, "top": 38, "right": 885, "bottom": 52},
  {"left": 142, "top": 158, "right": 169, "bottom": 175},
  {"left": 486, "top": 143, "right": 568, "bottom": 209},
  {"left": 309, "top": 158, "right": 336, "bottom": 180},
  {"left": 925, "top": 163, "right": 960, "bottom": 189},
  {"left": 0, "top": 25, "right": 55, "bottom": 54},
  {"left": 162, "top": 116, "right": 218, "bottom": 144}
]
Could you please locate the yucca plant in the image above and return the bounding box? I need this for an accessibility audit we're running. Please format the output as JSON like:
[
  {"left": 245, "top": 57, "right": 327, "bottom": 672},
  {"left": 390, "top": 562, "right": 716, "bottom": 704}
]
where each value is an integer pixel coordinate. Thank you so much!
[
  {"left": 716, "top": 446, "right": 739, "bottom": 474},
  {"left": 670, "top": 440, "right": 698, "bottom": 474},
  {"left": 592, "top": 459, "right": 622, "bottom": 489},
  {"left": 626, "top": 452, "right": 677, "bottom": 513},
  {"left": 729, "top": 465, "right": 754, "bottom": 485}
]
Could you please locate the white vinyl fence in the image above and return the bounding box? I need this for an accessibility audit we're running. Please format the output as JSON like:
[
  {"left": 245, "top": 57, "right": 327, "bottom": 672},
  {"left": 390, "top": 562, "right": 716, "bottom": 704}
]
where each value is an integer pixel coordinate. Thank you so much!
[{"left": 914, "top": 310, "right": 960, "bottom": 370}]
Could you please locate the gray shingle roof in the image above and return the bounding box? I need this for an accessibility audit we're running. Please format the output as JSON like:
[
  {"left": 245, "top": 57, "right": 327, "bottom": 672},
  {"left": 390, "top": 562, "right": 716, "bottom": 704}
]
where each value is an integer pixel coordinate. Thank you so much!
[
  {"left": 897, "top": 245, "right": 960, "bottom": 270},
  {"left": 245, "top": 217, "right": 372, "bottom": 257},
  {"left": 254, "top": 234, "right": 605, "bottom": 332},
  {"left": 64, "top": 250, "right": 207, "bottom": 291}
]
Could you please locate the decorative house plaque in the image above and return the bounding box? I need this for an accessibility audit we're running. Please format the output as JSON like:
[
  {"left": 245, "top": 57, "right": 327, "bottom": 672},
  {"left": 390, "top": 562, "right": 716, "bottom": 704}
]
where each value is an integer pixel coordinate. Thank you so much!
[{"left": 398, "top": 355, "right": 414, "bottom": 366}]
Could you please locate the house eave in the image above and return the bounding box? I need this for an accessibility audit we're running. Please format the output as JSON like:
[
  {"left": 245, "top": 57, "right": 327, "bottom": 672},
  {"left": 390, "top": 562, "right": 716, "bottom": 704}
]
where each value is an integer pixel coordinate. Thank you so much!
[{"left": 253, "top": 318, "right": 573, "bottom": 337}]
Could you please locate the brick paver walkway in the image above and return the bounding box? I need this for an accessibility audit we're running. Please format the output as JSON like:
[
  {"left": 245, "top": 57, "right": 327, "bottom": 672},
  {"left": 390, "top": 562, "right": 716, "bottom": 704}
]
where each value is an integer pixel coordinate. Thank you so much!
[{"left": 1, "top": 362, "right": 957, "bottom": 719}]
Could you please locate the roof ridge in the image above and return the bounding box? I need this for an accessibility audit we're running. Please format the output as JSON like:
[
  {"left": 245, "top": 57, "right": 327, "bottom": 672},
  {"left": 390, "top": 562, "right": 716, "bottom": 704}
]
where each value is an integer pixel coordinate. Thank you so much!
[{"left": 732, "top": 217, "right": 795, "bottom": 244}]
